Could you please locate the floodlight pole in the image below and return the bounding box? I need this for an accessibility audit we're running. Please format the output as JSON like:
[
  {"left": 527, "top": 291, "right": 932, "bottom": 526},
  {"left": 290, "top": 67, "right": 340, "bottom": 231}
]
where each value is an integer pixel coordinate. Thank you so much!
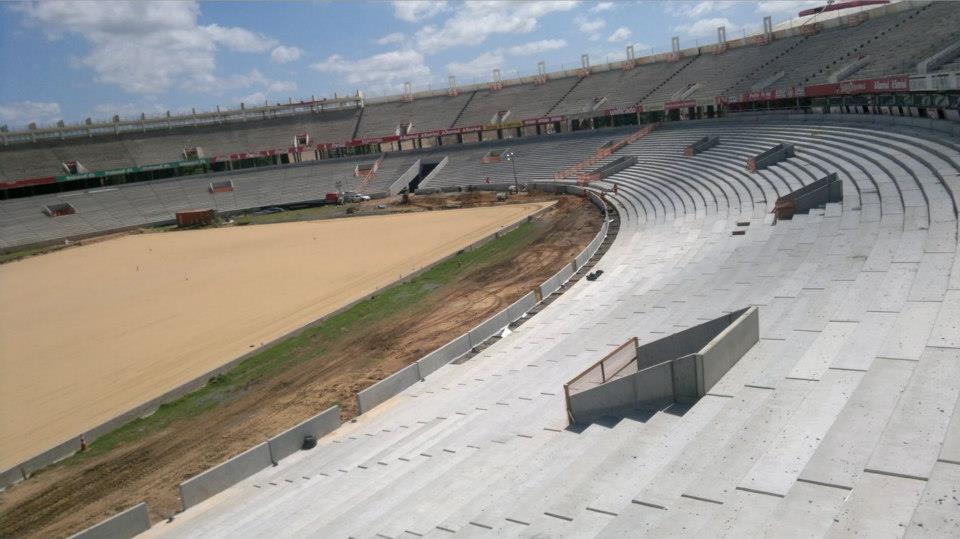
[{"left": 508, "top": 152, "right": 519, "bottom": 192}]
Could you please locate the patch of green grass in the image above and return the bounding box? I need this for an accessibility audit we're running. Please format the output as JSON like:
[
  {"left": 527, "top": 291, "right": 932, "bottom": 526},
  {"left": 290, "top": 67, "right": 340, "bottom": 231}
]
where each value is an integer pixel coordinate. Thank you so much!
[
  {"left": 231, "top": 205, "right": 348, "bottom": 225},
  {"left": 63, "top": 220, "right": 541, "bottom": 464},
  {"left": 0, "top": 244, "right": 66, "bottom": 264}
]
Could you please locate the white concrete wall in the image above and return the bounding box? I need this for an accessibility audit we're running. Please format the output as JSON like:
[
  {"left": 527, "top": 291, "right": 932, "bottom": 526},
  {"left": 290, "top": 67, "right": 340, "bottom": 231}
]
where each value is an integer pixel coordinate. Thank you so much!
[
  {"left": 178, "top": 442, "right": 273, "bottom": 510},
  {"left": 67, "top": 502, "right": 150, "bottom": 539},
  {"left": 356, "top": 363, "right": 422, "bottom": 415},
  {"left": 698, "top": 307, "right": 760, "bottom": 395},
  {"left": 267, "top": 406, "right": 340, "bottom": 462}
]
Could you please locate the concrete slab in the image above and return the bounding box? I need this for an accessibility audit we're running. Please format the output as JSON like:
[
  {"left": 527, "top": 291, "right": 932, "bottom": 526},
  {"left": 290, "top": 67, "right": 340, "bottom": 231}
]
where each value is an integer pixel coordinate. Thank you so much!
[
  {"left": 787, "top": 321, "right": 858, "bottom": 381},
  {"left": 739, "top": 370, "right": 863, "bottom": 497},
  {"left": 866, "top": 347, "right": 960, "bottom": 480},
  {"left": 764, "top": 480, "right": 849, "bottom": 539},
  {"left": 927, "top": 290, "right": 960, "bottom": 349},
  {"left": 826, "top": 472, "right": 926, "bottom": 538},
  {"left": 904, "top": 461, "right": 960, "bottom": 537},
  {"left": 799, "top": 358, "right": 916, "bottom": 489},
  {"left": 940, "top": 392, "right": 960, "bottom": 465},
  {"left": 877, "top": 302, "right": 942, "bottom": 361},
  {"left": 684, "top": 379, "right": 813, "bottom": 502},
  {"left": 829, "top": 311, "right": 898, "bottom": 372},
  {"left": 868, "top": 263, "right": 917, "bottom": 313},
  {"left": 909, "top": 253, "right": 954, "bottom": 302}
]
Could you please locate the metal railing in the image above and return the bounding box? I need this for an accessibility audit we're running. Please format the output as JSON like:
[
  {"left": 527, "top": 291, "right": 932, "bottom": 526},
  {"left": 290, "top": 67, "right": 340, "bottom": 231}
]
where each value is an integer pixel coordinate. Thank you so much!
[{"left": 563, "top": 337, "right": 638, "bottom": 422}]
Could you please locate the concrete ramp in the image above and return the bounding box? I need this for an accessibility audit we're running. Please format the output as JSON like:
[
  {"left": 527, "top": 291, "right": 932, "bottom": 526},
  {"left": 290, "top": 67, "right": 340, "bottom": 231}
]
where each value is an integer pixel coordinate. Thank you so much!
[{"left": 564, "top": 307, "right": 759, "bottom": 424}]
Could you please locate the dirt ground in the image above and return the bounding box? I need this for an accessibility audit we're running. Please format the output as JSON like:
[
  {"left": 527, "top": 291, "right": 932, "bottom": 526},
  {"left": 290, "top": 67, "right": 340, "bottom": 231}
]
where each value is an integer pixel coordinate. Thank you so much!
[{"left": 0, "top": 193, "right": 602, "bottom": 538}]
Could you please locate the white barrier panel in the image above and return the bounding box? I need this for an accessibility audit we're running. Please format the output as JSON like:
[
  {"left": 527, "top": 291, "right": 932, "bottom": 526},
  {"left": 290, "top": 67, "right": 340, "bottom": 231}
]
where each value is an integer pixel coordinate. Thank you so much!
[
  {"left": 179, "top": 442, "right": 272, "bottom": 510},
  {"left": 506, "top": 292, "right": 537, "bottom": 322},
  {"left": 469, "top": 309, "right": 511, "bottom": 347},
  {"left": 417, "top": 333, "right": 470, "bottom": 378},
  {"left": 67, "top": 502, "right": 151, "bottom": 539},
  {"left": 267, "top": 406, "right": 340, "bottom": 462},
  {"left": 356, "top": 363, "right": 421, "bottom": 415}
]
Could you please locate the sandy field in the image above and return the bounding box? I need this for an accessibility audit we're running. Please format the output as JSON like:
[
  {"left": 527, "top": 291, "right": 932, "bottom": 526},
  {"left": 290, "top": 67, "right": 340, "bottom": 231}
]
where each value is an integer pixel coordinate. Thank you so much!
[{"left": 0, "top": 202, "right": 550, "bottom": 471}]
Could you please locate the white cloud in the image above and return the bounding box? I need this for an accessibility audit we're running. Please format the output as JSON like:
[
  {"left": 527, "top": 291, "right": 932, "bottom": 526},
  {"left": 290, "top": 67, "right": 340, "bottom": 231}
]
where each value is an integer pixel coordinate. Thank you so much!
[
  {"left": 0, "top": 101, "right": 61, "bottom": 127},
  {"left": 673, "top": 17, "right": 739, "bottom": 38},
  {"left": 590, "top": 2, "right": 614, "bottom": 13},
  {"left": 506, "top": 38, "right": 567, "bottom": 56},
  {"left": 681, "top": 1, "right": 737, "bottom": 18},
  {"left": 270, "top": 45, "right": 303, "bottom": 64},
  {"left": 205, "top": 24, "right": 277, "bottom": 52},
  {"left": 12, "top": 1, "right": 289, "bottom": 95},
  {"left": 607, "top": 27, "right": 632, "bottom": 43},
  {"left": 446, "top": 52, "right": 504, "bottom": 78},
  {"left": 312, "top": 49, "right": 431, "bottom": 92},
  {"left": 756, "top": 1, "right": 824, "bottom": 15},
  {"left": 416, "top": 1, "right": 578, "bottom": 51},
  {"left": 393, "top": 0, "right": 448, "bottom": 22},
  {"left": 576, "top": 16, "right": 606, "bottom": 33},
  {"left": 376, "top": 32, "right": 406, "bottom": 45}
]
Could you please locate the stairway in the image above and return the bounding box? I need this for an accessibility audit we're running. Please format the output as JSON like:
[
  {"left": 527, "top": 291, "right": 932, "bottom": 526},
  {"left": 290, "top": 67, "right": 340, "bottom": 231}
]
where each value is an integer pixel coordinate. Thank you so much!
[
  {"left": 449, "top": 91, "right": 477, "bottom": 128},
  {"left": 545, "top": 77, "right": 586, "bottom": 116}
]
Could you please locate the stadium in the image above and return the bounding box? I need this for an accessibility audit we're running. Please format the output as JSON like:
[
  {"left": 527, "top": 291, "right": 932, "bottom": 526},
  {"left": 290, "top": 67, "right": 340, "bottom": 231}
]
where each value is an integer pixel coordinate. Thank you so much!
[{"left": 1, "top": 0, "right": 959, "bottom": 537}]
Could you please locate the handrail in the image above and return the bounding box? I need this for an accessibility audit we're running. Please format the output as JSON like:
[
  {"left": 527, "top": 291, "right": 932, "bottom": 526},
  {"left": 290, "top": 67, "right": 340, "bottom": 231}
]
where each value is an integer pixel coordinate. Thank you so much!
[{"left": 563, "top": 336, "right": 638, "bottom": 424}]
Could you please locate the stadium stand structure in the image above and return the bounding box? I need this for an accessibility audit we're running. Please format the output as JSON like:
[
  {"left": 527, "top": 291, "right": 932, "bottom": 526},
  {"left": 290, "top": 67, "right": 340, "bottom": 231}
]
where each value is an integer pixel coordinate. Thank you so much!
[
  {"left": 3, "top": 0, "right": 958, "bottom": 192},
  {"left": 7, "top": 3, "right": 960, "bottom": 536},
  {"left": 122, "top": 113, "right": 960, "bottom": 538}
]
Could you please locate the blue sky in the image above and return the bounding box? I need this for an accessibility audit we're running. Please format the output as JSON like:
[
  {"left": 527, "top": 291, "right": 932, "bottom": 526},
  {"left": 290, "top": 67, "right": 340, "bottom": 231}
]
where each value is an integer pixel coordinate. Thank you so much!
[{"left": 0, "top": 1, "right": 828, "bottom": 129}]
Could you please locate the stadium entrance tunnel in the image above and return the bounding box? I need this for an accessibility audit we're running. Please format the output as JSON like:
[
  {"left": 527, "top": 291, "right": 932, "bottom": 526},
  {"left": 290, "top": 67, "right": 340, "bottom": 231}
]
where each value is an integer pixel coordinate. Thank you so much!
[
  {"left": 407, "top": 158, "right": 443, "bottom": 192},
  {"left": 563, "top": 307, "right": 759, "bottom": 425}
]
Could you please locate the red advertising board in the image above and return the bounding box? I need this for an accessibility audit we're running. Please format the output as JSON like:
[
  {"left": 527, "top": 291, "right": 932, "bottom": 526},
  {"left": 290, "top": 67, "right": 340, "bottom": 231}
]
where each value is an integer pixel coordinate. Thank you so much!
[
  {"left": 0, "top": 176, "right": 56, "bottom": 191},
  {"left": 805, "top": 75, "right": 909, "bottom": 97},
  {"left": 664, "top": 100, "right": 697, "bottom": 110},
  {"left": 717, "top": 75, "right": 910, "bottom": 105}
]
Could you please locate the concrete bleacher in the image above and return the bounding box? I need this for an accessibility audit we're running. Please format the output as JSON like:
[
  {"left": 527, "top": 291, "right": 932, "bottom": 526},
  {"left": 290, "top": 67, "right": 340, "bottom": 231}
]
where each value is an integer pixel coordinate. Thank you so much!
[
  {"left": 727, "top": 2, "right": 937, "bottom": 94},
  {"left": 357, "top": 94, "right": 473, "bottom": 138},
  {"left": 550, "top": 61, "right": 683, "bottom": 116},
  {"left": 452, "top": 79, "right": 577, "bottom": 127},
  {"left": 0, "top": 151, "right": 423, "bottom": 249},
  {"left": 136, "top": 116, "right": 960, "bottom": 537},
  {"left": 839, "top": 0, "right": 960, "bottom": 81},
  {"left": 3, "top": 2, "right": 958, "bottom": 188},
  {"left": 419, "top": 128, "right": 635, "bottom": 189},
  {"left": 0, "top": 109, "right": 362, "bottom": 182}
]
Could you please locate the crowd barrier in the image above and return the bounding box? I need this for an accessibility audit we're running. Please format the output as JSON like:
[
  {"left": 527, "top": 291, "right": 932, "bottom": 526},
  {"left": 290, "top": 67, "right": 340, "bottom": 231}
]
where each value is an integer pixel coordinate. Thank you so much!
[
  {"left": 67, "top": 502, "right": 151, "bottom": 539},
  {"left": 266, "top": 406, "right": 341, "bottom": 462},
  {"left": 178, "top": 405, "right": 341, "bottom": 510},
  {"left": 179, "top": 442, "right": 273, "bottom": 511}
]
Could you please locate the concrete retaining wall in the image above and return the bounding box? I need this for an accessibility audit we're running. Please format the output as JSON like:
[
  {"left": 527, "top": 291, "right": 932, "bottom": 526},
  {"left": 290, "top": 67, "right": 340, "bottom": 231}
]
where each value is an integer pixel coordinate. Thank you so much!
[
  {"left": 356, "top": 363, "right": 422, "bottom": 415},
  {"left": 539, "top": 261, "right": 576, "bottom": 299},
  {"left": 389, "top": 159, "right": 421, "bottom": 195},
  {"left": 567, "top": 308, "right": 758, "bottom": 423},
  {"left": 267, "top": 406, "right": 340, "bottom": 462},
  {"left": 698, "top": 307, "right": 759, "bottom": 395},
  {"left": 179, "top": 442, "right": 272, "bottom": 510},
  {"left": 417, "top": 333, "right": 471, "bottom": 378},
  {"left": 507, "top": 292, "right": 536, "bottom": 322},
  {"left": 469, "top": 310, "right": 511, "bottom": 347},
  {"left": 67, "top": 502, "right": 151, "bottom": 539}
]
